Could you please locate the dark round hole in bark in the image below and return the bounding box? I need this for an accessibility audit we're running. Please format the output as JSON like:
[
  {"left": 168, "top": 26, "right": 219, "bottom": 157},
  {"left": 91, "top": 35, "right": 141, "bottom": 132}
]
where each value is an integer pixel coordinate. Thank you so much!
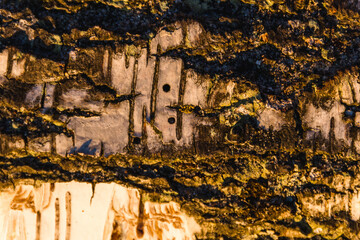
[
  {"left": 168, "top": 117, "right": 176, "bottom": 124},
  {"left": 133, "top": 137, "right": 141, "bottom": 144},
  {"left": 162, "top": 84, "right": 171, "bottom": 92}
]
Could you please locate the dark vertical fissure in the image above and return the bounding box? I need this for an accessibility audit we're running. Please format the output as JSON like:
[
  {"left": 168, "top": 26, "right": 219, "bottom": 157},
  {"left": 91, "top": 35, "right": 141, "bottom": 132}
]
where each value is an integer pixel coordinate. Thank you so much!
[
  {"left": 141, "top": 106, "right": 148, "bottom": 153},
  {"left": 106, "top": 48, "right": 113, "bottom": 85},
  {"left": 192, "top": 131, "right": 197, "bottom": 154},
  {"left": 100, "top": 141, "right": 105, "bottom": 157},
  {"left": 71, "top": 134, "right": 75, "bottom": 148},
  {"left": 136, "top": 192, "right": 145, "bottom": 238},
  {"left": 55, "top": 197, "right": 60, "bottom": 240},
  {"left": 90, "top": 182, "right": 96, "bottom": 204},
  {"left": 5, "top": 47, "right": 14, "bottom": 77},
  {"left": 40, "top": 83, "right": 46, "bottom": 109},
  {"left": 35, "top": 211, "right": 41, "bottom": 240},
  {"left": 293, "top": 98, "right": 304, "bottom": 142},
  {"left": 350, "top": 126, "right": 357, "bottom": 155},
  {"left": 150, "top": 44, "right": 161, "bottom": 125},
  {"left": 65, "top": 191, "right": 71, "bottom": 240},
  {"left": 176, "top": 61, "right": 186, "bottom": 140},
  {"left": 313, "top": 131, "right": 322, "bottom": 153},
  {"left": 128, "top": 57, "right": 139, "bottom": 152},
  {"left": 181, "top": 20, "right": 188, "bottom": 46},
  {"left": 146, "top": 40, "right": 151, "bottom": 67},
  {"left": 50, "top": 133, "right": 56, "bottom": 155},
  {"left": 23, "top": 135, "right": 28, "bottom": 154},
  {"left": 328, "top": 117, "right": 335, "bottom": 153}
]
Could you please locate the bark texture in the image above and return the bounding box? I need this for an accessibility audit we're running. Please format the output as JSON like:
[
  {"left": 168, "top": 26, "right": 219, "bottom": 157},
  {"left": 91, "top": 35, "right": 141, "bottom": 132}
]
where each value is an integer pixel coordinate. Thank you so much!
[{"left": 1, "top": 0, "right": 360, "bottom": 239}]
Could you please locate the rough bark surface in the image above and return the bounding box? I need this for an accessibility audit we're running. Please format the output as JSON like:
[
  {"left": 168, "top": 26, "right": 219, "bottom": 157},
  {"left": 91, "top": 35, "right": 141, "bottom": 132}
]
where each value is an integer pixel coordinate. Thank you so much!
[{"left": 1, "top": 0, "right": 360, "bottom": 239}]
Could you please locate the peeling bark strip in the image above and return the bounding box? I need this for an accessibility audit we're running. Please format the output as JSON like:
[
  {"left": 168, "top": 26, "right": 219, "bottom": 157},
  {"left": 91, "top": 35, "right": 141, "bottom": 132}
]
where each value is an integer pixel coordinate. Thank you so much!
[
  {"left": 65, "top": 191, "right": 71, "bottom": 240},
  {"left": 55, "top": 197, "right": 60, "bottom": 240}
]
